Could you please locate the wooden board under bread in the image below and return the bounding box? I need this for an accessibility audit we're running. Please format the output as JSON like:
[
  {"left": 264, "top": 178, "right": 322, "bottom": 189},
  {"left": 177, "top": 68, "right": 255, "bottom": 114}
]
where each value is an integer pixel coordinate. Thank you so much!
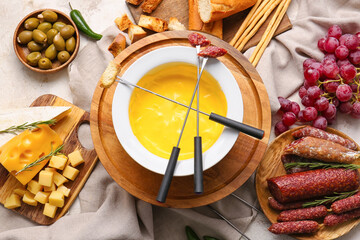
[
  {"left": 127, "top": 0, "right": 292, "bottom": 51},
  {"left": 0, "top": 94, "right": 98, "bottom": 225},
  {"left": 256, "top": 126, "right": 360, "bottom": 240}
]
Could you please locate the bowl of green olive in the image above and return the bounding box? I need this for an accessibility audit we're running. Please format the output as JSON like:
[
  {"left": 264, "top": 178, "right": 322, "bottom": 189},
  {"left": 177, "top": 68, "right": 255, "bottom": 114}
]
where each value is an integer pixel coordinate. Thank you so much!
[{"left": 13, "top": 9, "right": 80, "bottom": 73}]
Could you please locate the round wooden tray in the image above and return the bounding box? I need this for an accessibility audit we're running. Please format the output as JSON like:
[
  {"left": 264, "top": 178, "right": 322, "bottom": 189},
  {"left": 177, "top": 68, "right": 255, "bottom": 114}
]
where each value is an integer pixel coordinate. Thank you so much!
[
  {"left": 90, "top": 31, "right": 271, "bottom": 208},
  {"left": 256, "top": 126, "right": 360, "bottom": 239}
]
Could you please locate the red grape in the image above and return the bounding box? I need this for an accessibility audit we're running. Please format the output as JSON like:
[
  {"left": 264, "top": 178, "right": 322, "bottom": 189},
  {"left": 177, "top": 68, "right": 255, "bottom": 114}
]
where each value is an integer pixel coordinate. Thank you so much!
[
  {"left": 303, "top": 107, "right": 318, "bottom": 121},
  {"left": 282, "top": 112, "right": 297, "bottom": 126},
  {"left": 350, "top": 83, "right": 358, "bottom": 92},
  {"left": 304, "top": 67, "right": 320, "bottom": 85},
  {"left": 323, "top": 81, "right": 340, "bottom": 93},
  {"left": 307, "top": 86, "right": 321, "bottom": 99},
  {"left": 312, "top": 116, "right": 328, "bottom": 130},
  {"left": 351, "top": 102, "right": 360, "bottom": 118},
  {"left": 337, "top": 58, "right": 351, "bottom": 67},
  {"left": 343, "top": 34, "right": 360, "bottom": 50},
  {"left": 303, "top": 59, "right": 317, "bottom": 69},
  {"left": 314, "top": 96, "right": 329, "bottom": 111},
  {"left": 323, "top": 103, "right": 336, "bottom": 119},
  {"left": 299, "top": 86, "right": 307, "bottom": 98},
  {"left": 301, "top": 95, "right": 315, "bottom": 107},
  {"left": 323, "top": 63, "right": 339, "bottom": 79},
  {"left": 334, "top": 45, "right": 349, "bottom": 60},
  {"left": 275, "top": 121, "right": 289, "bottom": 136},
  {"left": 298, "top": 110, "right": 305, "bottom": 122},
  {"left": 290, "top": 102, "right": 300, "bottom": 116},
  {"left": 340, "top": 63, "right": 356, "bottom": 82},
  {"left": 339, "top": 34, "right": 351, "bottom": 45},
  {"left": 349, "top": 50, "right": 360, "bottom": 65},
  {"left": 309, "top": 62, "right": 324, "bottom": 77},
  {"left": 324, "top": 37, "right": 340, "bottom": 53},
  {"left": 332, "top": 97, "right": 340, "bottom": 107},
  {"left": 318, "top": 37, "right": 326, "bottom": 51},
  {"left": 339, "top": 101, "right": 353, "bottom": 114},
  {"left": 336, "top": 84, "right": 353, "bottom": 102},
  {"left": 328, "top": 25, "right": 342, "bottom": 39},
  {"left": 303, "top": 80, "right": 314, "bottom": 89},
  {"left": 278, "top": 97, "right": 292, "bottom": 112}
]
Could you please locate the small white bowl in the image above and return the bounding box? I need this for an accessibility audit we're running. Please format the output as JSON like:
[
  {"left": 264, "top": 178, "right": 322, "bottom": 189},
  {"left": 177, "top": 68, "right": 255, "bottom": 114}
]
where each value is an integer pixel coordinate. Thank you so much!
[{"left": 112, "top": 46, "right": 243, "bottom": 176}]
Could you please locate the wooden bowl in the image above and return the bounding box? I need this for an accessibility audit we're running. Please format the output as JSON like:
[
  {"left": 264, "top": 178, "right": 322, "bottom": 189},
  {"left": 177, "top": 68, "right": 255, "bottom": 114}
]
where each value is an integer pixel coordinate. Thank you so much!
[
  {"left": 256, "top": 126, "right": 360, "bottom": 240},
  {"left": 13, "top": 9, "right": 80, "bottom": 73}
]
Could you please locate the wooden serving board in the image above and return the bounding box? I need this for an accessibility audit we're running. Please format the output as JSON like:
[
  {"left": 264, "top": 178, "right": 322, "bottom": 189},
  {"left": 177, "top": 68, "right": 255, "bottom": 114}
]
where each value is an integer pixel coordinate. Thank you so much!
[
  {"left": 256, "top": 126, "right": 360, "bottom": 240},
  {"left": 90, "top": 31, "right": 271, "bottom": 208},
  {"left": 127, "top": 0, "right": 292, "bottom": 51},
  {"left": 0, "top": 94, "right": 98, "bottom": 225}
]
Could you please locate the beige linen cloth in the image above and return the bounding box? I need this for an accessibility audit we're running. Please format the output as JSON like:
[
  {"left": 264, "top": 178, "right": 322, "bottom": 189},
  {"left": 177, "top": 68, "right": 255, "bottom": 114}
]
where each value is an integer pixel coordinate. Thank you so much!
[{"left": 0, "top": 0, "right": 360, "bottom": 239}]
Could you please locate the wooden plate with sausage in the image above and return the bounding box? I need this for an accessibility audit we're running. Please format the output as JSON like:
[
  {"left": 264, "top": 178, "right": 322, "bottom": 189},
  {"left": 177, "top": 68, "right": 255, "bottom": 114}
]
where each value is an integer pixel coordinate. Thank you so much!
[{"left": 256, "top": 126, "right": 360, "bottom": 240}]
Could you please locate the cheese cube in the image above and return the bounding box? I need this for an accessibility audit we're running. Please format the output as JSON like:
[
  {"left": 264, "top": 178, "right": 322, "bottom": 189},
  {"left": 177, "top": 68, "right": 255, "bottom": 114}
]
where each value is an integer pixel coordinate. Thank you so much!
[
  {"left": 13, "top": 188, "right": 26, "bottom": 197},
  {"left": 53, "top": 172, "right": 68, "bottom": 186},
  {"left": 27, "top": 180, "right": 43, "bottom": 195},
  {"left": 49, "top": 191, "right": 64, "bottom": 208},
  {"left": 57, "top": 154, "right": 68, "bottom": 160},
  {"left": 43, "top": 203, "right": 57, "bottom": 218},
  {"left": 34, "top": 191, "right": 50, "bottom": 204},
  {"left": 57, "top": 185, "right": 70, "bottom": 197},
  {"left": 62, "top": 165, "right": 79, "bottom": 181},
  {"left": 68, "top": 150, "right": 84, "bottom": 167},
  {"left": 48, "top": 155, "right": 67, "bottom": 170},
  {"left": 39, "top": 170, "right": 53, "bottom": 187},
  {"left": 4, "top": 193, "right": 21, "bottom": 209},
  {"left": 23, "top": 191, "right": 37, "bottom": 206},
  {"left": 44, "top": 182, "right": 56, "bottom": 192},
  {"left": 45, "top": 167, "right": 57, "bottom": 172}
]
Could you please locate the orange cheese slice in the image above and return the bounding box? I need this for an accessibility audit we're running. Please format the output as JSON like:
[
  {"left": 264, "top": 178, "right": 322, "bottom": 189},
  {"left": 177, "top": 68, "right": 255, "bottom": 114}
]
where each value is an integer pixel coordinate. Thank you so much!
[{"left": 0, "top": 124, "right": 62, "bottom": 185}]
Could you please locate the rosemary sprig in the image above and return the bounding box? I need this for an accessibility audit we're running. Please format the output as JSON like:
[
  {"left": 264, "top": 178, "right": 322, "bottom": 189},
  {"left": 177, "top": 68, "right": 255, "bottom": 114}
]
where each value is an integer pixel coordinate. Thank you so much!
[
  {"left": 302, "top": 190, "right": 358, "bottom": 208},
  {"left": 0, "top": 119, "right": 56, "bottom": 135},
  {"left": 284, "top": 161, "right": 360, "bottom": 170},
  {"left": 15, "top": 144, "right": 63, "bottom": 175}
]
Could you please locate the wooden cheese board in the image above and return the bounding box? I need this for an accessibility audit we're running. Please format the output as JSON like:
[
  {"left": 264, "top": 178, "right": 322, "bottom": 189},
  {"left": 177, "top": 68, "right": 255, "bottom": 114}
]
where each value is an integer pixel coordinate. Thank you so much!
[
  {"left": 256, "top": 126, "right": 360, "bottom": 240},
  {"left": 127, "top": 0, "right": 292, "bottom": 51},
  {"left": 0, "top": 94, "right": 98, "bottom": 225},
  {"left": 90, "top": 31, "right": 271, "bottom": 208}
]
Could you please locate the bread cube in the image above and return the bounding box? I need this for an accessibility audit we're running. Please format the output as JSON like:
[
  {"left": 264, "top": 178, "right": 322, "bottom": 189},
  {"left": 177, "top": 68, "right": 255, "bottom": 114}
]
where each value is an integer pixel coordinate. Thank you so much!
[
  {"left": 13, "top": 188, "right": 26, "bottom": 197},
  {"left": 44, "top": 182, "right": 56, "bottom": 192},
  {"left": 108, "top": 33, "right": 127, "bottom": 57},
  {"left": 23, "top": 191, "right": 37, "bottom": 206},
  {"left": 168, "top": 17, "right": 186, "bottom": 31},
  {"left": 115, "top": 14, "right": 133, "bottom": 31},
  {"left": 138, "top": 15, "right": 168, "bottom": 32},
  {"left": 34, "top": 191, "right": 50, "bottom": 204},
  {"left": 53, "top": 171, "right": 68, "bottom": 186},
  {"left": 57, "top": 185, "right": 70, "bottom": 197},
  {"left": 62, "top": 165, "right": 79, "bottom": 181},
  {"left": 48, "top": 155, "right": 67, "bottom": 170},
  {"left": 68, "top": 150, "right": 84, "bottom": 167},
  {"left": 4, "top": 193, "right": 21, "bottom": 209},
  {"left": 128, "top": 24, "right": 147, "bottom": 43},
  {"left": 27, "top": 180, "right": 43, "bottom": 195},
  {"left": 39, "top": 170, "right": 54, "bottom": 187},
  {"left": 49, "top": 191, "right": 64, "bottom": 208},
  {"left": 43, "top": 203, "right": 57, "bottom": 218}
]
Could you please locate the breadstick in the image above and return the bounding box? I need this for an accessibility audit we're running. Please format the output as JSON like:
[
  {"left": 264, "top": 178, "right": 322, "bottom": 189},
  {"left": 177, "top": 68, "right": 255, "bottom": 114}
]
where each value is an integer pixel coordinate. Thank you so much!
[
  {"left": 234, "top": 0, "right": 281, "bottom": 49},
  {"left": 229, "top": 0, "right": 263, "bottom": 46},
  {"left": 250, "top": 0, "right": 291, "bottom": 66}
]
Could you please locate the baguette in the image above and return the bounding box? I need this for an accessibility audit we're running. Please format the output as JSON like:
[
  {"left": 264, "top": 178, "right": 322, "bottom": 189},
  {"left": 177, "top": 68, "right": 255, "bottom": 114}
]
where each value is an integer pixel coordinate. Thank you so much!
[
  {"left": 108, "top": 33, "right": 126, "bottom": 58},
  {"left": 168, "top": 17, "right": 186, "bottom": 31},
  {"left": 114, "top": 14, "right": 133, "bottom": 31},
  {"left": 138, "top": 15, "right": 168, "bottom": 32},
  {"left": 126, "top": 0, "right": 144, "bottom": 5},
  {"left": 100, "top": 61, "right": 121, "bottom": 88},
  {"left": 128, "top": 24, "right": 147, "bottom": 43},
  {"left": 198, "top": 0, "right": 257, "bottom": 23},
  {"left": 141, "top": 0, "right": 163, "bottom": 13}
]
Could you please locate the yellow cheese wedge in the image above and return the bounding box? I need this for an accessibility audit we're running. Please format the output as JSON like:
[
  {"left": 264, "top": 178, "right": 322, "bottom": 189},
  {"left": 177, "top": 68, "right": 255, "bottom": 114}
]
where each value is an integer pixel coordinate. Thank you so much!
[
  {"left": 4, "top": 193, "right": 22, "bottom": 209},
  {"left": 0, "top": 124, "right": 63, "bottom": 185}
]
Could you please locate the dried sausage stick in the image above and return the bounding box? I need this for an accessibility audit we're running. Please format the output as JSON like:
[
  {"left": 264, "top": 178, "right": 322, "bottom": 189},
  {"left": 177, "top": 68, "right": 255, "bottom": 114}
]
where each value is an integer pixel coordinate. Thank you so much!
[
  {"left": 292, "top": 126, "right": 357, "bottom": 150},
  {"left": 277, "top": 205, "right": 327, "bottom": 222},
  {"left": 268, "top": 221, "right": 319, "bottom": 234},
  {"left": 267, "top": 168, "right": 359, "bottom": 203},
  {"left": 331, "top": 192, "right": 360, "bottom": 214},
  {"left": 284, "top": 137, "right": 360, "bottom": 164},
  {"left": 268, "top": 197, "right": 304, "bottom": 211},
  {"left": 324, "top": 208, "right": 360, "bottom": 226}
]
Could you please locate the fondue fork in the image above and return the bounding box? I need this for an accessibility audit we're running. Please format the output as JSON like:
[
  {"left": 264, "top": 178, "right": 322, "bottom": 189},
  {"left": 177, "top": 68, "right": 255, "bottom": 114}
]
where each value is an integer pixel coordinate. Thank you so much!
[
  {"left": 156, "top": 59, "right": 209, "bottom": 203},
  {"left": 116, "top": 78, "right": 265, "bottom": 139}
]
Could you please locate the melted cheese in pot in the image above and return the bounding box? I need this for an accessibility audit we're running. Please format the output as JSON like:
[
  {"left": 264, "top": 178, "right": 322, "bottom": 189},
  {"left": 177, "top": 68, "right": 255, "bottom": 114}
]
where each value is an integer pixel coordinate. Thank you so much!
[{"left": 129, "top": 62, "right": 227, "bottom": 160}]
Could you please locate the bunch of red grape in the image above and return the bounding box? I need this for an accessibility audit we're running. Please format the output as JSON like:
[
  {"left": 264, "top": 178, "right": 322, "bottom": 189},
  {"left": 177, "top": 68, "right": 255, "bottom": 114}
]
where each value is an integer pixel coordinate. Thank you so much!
[{"left": 275, "top": 25, "right": 360, "bottom": 136}]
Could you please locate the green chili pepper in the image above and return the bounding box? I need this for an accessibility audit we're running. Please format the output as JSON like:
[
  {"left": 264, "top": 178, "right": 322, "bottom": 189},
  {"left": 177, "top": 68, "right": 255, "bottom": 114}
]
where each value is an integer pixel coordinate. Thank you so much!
[
  {"left": 185, "top": 226, "right": 200, "bottom": 240},
  {"left": 69, "top": 3, "right": 102, "bottom": 40},
  {"left": 203, "top": 236, "right": 221, "bottom": 240}
]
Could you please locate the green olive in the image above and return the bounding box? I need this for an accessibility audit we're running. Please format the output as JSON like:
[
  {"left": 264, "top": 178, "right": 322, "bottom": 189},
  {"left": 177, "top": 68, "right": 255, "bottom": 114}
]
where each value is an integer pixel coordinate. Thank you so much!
[
  {"left": 57, "top": 51, "right": 70, "bottom": 63},
  {"left": 26, "top": 52, "right": 41, "bottom": 66},
  {"left": 46, "top": 29, "right": 58, "bottom": 44},
  {"left": 24, "top": 18, "right": 40, "bottom": 30},
  {"left": 38, "top": 10, "right": 58, "bottom": 23},
  {"left": 37, "top": 22, "right": 52, "bottom": 33},
  {"left": 32, "top": 29, "right": 47, "bottom": 44},
  {"left": 27, "top": 41, "right": 44, "bottom": 52},
  {"left": 53, "top": 33, "right": 65, "bottom": 51},
  {"left": 52, "top": 22, "right": 66, "bottom": 32},
  {"left": 65, "top": 37, "right": 76, "bottom": 53},
  {"left": 17, "top": 30, "right": 33, "bottom": 44},
  {"left": 60, "top": 25, "right": 75, "bottom": 40},
  {"left": 44, "top": 44, "right": 57, "bottom": 60},
  {"left": 38, "top": 58, "right": 52, "bottom": 69}
]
